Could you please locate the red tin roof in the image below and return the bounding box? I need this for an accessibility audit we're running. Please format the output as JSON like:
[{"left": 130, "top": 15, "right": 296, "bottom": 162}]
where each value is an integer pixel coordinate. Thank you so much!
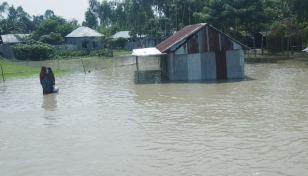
[
  {"left": 156, "top": 23, "right": 249, "bottom": 53},
  {"left": 156, "top": 24, "right": 206, "bottom": 53}
]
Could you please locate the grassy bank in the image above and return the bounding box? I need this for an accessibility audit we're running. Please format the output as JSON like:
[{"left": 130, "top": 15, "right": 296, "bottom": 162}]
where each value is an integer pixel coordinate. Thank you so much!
[
  {"left": 113, "top": 49, "right": 132, "bottom": 57},
  {"left": 0, "top": 62, "right": 68, "bottom": 79}
]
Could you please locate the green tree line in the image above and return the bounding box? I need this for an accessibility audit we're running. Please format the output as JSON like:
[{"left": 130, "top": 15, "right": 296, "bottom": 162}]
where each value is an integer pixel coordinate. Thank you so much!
[{"left": 1, "top": 0, "right": 308, "bottom": 47}]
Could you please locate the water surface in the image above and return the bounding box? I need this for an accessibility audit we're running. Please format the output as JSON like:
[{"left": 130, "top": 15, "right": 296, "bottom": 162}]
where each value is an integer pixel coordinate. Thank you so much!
[{"left": 1, "top": 57, "right": 308, "bottom": 176}]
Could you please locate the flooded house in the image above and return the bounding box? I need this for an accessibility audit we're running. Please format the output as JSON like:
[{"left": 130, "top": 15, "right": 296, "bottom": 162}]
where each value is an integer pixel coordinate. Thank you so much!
[
  {"left": 0, "top": 34, "right": 29, "bottom": 58},
  {"left": 155, "top": 23, "right": 249, "bottom": 80},
  {"left": 111, "top": 31, "right": 144, "bottom": 50},
  {"left": 65, "top": 27, "right": 104, "bottom": 50}
]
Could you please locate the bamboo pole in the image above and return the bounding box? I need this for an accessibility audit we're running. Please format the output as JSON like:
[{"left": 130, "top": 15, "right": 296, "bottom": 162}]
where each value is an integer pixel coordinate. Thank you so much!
[
  {"left": 136, "top": 56, "right": 139, "bottom": 82},
  {"left": 261, "top": 30, "right": 264, "bottom": 56},
  {"left": 80, "top": 58, "right": 86, "bottom": 74},
  {"left": 0, "top": 64, "right": 4, "bottom": 82}
]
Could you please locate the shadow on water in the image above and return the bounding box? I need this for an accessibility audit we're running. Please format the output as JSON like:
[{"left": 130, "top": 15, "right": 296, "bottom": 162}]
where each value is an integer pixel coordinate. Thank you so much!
[
  {"left": 42, "top": 93, "right": 58, "bottom": 111},
  {"left": 134, "top": 70, "right": 255, "bottom": 85}
]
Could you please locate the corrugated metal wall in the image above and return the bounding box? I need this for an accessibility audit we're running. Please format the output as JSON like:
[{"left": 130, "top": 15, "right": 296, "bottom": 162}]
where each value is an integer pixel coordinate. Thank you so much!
[
  {"left": 188, "top": 53, "right": 202, "bottom": 80},
  {"left": 226, "top": 50, "right": 244, "bottom": 78},
  {"left": 161, "top": 25, "right": 245, "bottom": 80},
  {"left": 174, "top": 26, "right": 242, "bottom": 55},
  {"left": 163, "top": 50, "right": 243, "bottom": 80},
  {"left": 201, "top": 52, "right": 216, "bottom": 79},
  {"left": 173, "top": 54, "right": 189, "bottom": 80}
]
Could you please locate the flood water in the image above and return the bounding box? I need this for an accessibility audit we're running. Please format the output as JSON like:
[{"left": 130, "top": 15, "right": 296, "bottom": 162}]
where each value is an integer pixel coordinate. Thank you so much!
[{"left": 1, "top": 56, "right": 308, "bottom": 176}]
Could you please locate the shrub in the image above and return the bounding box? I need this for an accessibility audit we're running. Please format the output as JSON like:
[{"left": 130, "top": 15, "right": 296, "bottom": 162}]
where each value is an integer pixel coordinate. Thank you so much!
[
  {"left": 54, "top": 49, "right": 113, "bottom": 59},
  {"left": 12, "top": 40, "right": 55, "bottom": 61},
  {"left": 40, "top": 32, "right": 64, "bottom": 45}
]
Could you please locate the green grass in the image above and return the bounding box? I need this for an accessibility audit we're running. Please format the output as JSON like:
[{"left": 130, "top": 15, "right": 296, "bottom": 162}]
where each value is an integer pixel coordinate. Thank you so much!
[
  {"left": 113, "top": 49, "right": 132, "bottom": 55},
  {"left": 0, "top": 62, "right": 68, "bottom": 79}
]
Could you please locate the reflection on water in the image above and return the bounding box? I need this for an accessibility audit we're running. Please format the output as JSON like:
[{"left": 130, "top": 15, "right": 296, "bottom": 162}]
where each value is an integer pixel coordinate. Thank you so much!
[
  {"left": 1, "top": 58, "right": 308, "bottom": 176},
  {"left": 42, "top": 93, "right": 58, "bottom": 111}
]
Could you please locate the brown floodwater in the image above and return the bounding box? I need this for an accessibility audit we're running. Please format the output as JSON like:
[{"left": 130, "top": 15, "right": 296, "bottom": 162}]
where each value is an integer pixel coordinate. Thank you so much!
[{"left": 1, "top": 57, "right": 308, "bottom": 176}]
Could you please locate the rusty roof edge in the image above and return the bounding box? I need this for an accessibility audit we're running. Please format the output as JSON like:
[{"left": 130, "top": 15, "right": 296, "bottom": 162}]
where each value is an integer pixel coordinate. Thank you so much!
[
  {"left": 161, "top": 25, "right": 205, "bottom": 52},
  {"left": 208, "top": 25, "right": 250, "bottom": 50}
]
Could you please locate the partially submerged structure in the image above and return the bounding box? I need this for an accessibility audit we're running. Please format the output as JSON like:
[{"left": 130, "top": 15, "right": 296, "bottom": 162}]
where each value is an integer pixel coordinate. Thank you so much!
[
  {"left": 132, "top": 23, "right": 249, "bottom": 81},
  {"left": 65, "top": 27, "right": 104, "bottom": 50},
  {"left": 0, "top": 34, "right": 29, "bottom": 58},
  {"left": 154, "top": 23, "right": 249, "bottom": 80}
]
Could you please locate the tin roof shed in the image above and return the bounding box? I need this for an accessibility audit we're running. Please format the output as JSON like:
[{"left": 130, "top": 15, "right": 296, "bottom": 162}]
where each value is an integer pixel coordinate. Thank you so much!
[
  {"left": 1, "top": 34, "right": 29, "bottom": 44},
  {"left": 66, "top": 27, "right": 103, "bottom": 38},
  {"left": 156, "top": 23, "right": 249, "bottom": 53}
]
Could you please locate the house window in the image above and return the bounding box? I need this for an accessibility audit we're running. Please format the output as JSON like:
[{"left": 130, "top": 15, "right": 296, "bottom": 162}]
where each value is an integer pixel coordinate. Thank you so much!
[
  {"left": 93, "top": 42, "right": 97, "bottom": 48},
  {"left": 82, "top": 41, "right": 87, "bottom": 48}
]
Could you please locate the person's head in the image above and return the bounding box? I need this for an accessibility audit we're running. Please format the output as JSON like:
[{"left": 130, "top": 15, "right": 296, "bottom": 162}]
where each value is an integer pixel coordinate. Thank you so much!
[
  {"left": 47, "top": 67, "right": 53, "bottom": 73},
  {"left": 41, "top": 66, "right": 46, "bottom": 71}
]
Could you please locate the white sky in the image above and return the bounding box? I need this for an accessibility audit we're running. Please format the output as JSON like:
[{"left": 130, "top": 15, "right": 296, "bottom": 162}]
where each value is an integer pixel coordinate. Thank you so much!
[{"left": 6, "top": 0, "right": 93, "bottom": 25}]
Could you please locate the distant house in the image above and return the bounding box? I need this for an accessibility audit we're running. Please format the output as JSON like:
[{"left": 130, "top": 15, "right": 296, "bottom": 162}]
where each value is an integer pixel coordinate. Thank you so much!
[
  {"left": 0, "top": 34, "right": 29, "bottom": 58},
  {"left": 110, "top": 31, "right": 144, "bottom": 50},
  {"left": 156, "top": 23, "right": 249, "bottom": 80},
  {"left": 65, "top": 27, "right": 104, "bottom": 50}
]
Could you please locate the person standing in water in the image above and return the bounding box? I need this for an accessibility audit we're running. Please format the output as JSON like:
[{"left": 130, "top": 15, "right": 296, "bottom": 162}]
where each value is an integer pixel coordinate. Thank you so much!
[
  {"left": 40, "top": 66, "right": 46, "bottom": 85},
  {"left": 41, "top": 67, "right": 51, "bottom": 93},
  {"left": 47, "top": 67, "right": 55, "bottom": 91}
]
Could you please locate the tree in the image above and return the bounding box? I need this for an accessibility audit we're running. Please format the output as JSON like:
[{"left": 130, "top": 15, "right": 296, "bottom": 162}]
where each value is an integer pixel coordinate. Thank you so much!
[
  {"left": 82, "top": 8, "right": 98, "bottom": 29},
  {"left": 57, "top": 23, "right": 77, "bottom": 37},
  {"left": 68, "top": 18, "right": 79, "bottom": 26},
  {"left": 6, "top": 5, "right": 32, "bottom": 33},
  {"left": 40, "top": 32, "right": 64, "bottom": 45},
  {"left": 33, "top": 16, "right": 74, "bottom": 40},
  {"left": 44, "top": 10, "right": 55, "bottom": 19},
  {"left": 0, "top": 2, "right": 8, "bottom": 19}
]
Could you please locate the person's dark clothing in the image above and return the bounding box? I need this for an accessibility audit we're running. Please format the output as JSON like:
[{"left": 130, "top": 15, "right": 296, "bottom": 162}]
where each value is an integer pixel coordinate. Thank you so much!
[
  {"left": 47, "top": 67, "right": 55, "bottom": 86},
  {"left": 40, "top": 66, "right": 46, "bottom": 85}
]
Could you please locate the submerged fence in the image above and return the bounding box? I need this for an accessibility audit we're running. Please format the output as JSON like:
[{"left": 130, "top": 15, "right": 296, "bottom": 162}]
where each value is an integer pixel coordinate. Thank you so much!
[
  {"left": 0, "top": 56, "right": 159, "bottom": 82},
  {"left": 0, "top": 58, "right": 86, "bottom": 82},
  {"left": 244, "top": 49, "right": 308, "bottom": 60}
]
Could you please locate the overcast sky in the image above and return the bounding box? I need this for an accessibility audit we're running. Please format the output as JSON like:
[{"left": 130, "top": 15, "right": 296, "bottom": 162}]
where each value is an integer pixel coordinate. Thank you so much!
[{"left": 6, "top": 0, "right": 92, "bottom": 25}]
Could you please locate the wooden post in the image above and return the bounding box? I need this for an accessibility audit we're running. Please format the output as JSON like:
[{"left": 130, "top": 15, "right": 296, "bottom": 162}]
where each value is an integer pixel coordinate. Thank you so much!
[
  {"left": 0, "top": 64, "right": 4, "bottom": 82},
  {"left": 80, "top": 58, "right": 86, "bottom": 74},
  {"left": 136, "top": 56, "right": 139, "bottom": 81},
  {"left": 302, "top": 34, "right": 304, "bottom": 58},
  {"left": 261, "top": 31, "right": 264, "bottom": 56}
]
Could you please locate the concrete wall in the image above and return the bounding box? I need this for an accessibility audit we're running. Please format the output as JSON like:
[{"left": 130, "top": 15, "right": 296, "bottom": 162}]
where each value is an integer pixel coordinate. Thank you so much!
[
  {"left": 162, "top": 50, "right": 244, "bottom": 81},
  {"left": 54, "top": 44, "right": 77, "bottom": 51},
  {"left": 66, "top": 37, "right": 104, "bottom": 50},
  {"left": 125, "top": 41, "right": 138, "bottom": 50},
  {"left": 125, "top": 38, "right": 165, "bottom": 50},
  {"left": 0, "top": 44, "right": 15, "bottom": 58}
]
